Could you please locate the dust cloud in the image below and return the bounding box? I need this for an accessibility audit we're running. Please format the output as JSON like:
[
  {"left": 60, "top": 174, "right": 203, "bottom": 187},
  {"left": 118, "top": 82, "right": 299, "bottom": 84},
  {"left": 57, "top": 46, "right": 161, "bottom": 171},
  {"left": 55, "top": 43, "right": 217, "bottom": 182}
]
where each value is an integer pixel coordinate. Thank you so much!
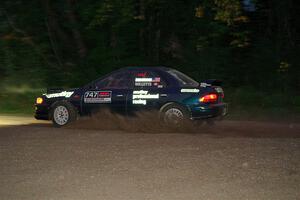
[
  {"left": 67, "top": 109, "right": 204, "bottom": 133},
  {"left": 65, "top": 109, "right": 300, "bottom": 137}
]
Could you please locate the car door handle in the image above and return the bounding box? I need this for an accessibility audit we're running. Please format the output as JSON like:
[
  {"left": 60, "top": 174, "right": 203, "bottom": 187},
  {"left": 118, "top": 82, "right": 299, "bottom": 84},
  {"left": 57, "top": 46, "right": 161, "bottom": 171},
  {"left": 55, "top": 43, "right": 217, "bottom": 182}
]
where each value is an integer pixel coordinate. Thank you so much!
[{"left": 160, "top": 94, "right": 168, "bottom": 97}]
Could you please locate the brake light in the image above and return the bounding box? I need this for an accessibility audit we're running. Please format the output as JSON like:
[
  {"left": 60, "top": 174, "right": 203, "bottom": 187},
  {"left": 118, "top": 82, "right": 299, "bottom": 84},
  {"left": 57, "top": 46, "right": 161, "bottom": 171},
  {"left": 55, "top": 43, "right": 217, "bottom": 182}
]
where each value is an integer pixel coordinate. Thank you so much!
[
  {"left": 200, "top": 94, "right": 218, "bottom": 103},
  {"left": 36, "top": 97, "right": 44, "bottom": 104}
]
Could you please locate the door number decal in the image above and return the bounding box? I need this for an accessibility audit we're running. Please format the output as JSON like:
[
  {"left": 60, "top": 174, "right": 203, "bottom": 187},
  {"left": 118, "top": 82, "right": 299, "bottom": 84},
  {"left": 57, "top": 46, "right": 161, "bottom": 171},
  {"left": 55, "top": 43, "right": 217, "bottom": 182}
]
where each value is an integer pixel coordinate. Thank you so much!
[{"left": 84, "top": 91, "right": 112, "bottom": 103}]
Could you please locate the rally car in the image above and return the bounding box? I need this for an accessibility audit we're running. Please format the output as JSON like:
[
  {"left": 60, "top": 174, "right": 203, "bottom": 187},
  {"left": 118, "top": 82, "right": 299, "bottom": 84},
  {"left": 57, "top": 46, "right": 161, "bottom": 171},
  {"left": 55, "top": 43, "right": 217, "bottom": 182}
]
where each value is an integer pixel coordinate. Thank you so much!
[{"left": 34, "top": 67, "right": 227, "bottom": 127}]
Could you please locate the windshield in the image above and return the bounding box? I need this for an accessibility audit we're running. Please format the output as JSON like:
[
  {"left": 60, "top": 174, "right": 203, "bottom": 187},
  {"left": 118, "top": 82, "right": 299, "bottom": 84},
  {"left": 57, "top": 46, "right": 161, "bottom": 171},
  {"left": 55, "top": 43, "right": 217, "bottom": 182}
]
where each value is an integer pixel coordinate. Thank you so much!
[{"left": 167, "top": 70, "right": 199, "bottom": 87}]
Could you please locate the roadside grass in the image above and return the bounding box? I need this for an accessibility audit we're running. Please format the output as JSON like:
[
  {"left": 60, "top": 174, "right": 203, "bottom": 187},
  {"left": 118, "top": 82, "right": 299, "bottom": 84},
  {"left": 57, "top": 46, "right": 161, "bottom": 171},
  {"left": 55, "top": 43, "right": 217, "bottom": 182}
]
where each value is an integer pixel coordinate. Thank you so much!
[
  {"left": 0, "top": 91, "right": 43, "bottom": 116},
  {"left": 225, "top": 87, "right": 300, "bottom": 122},
  {"left": 227, "top": 106, "right": 300, "bottom": 122},
  {"left": 0, "top": 87, "right": 299, "bottom": 122}
]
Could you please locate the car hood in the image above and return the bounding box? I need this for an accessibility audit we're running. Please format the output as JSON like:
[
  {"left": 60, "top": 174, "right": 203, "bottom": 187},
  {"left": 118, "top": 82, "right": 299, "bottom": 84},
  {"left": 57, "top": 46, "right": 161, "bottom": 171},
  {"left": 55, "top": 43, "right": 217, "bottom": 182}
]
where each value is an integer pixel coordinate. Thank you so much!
[{"left": 44, "top": 88, "right": 79, "bottom": 99}]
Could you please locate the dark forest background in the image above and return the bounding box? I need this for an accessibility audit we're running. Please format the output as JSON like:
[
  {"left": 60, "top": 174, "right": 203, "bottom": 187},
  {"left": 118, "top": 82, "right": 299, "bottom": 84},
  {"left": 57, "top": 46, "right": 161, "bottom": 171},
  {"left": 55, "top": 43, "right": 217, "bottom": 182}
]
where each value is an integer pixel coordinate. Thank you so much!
[{"left": 0, "top": 0, "right": 299, "bottom": 117}]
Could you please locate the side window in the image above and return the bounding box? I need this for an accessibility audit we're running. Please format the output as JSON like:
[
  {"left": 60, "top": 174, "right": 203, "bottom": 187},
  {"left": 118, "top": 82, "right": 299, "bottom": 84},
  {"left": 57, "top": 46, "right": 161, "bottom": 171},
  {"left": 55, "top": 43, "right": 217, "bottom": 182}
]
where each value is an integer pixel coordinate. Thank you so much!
[
  {"left": 95, "top": 71, "right": 133, "bottom": 89},
  {"left": 133, "top": 71, "right": 167, "bottom": 88}
]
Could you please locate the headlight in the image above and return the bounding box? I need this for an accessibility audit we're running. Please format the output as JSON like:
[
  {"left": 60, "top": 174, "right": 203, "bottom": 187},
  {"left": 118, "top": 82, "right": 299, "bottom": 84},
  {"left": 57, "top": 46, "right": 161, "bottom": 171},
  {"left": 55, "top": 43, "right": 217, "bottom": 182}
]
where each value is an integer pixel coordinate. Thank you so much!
[{"left": 36, "top": 97, "right": 44, "bottom": 104}]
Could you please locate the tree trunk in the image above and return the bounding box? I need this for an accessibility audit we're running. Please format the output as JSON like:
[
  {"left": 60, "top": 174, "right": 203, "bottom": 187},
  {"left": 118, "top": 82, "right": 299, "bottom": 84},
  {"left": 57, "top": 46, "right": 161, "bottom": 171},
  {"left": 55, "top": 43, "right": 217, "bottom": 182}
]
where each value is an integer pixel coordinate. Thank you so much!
[
  {"left": 45, "top": 18, "right": 63, "bottom": 68},
  {"left": 139, "top": 0, "right": 145, "bottom": 56},
  {"left": 65, "top": 0, "right": 87, "bottom": 59},
  {"left": 1, "top": 7, "right": 52, "bottom": 68},
  {"left": 154, "top": 29, "right": 161, "bottom": 63},
  {"left": 43, "top": 0, "right": 71, "bottom": 47}
]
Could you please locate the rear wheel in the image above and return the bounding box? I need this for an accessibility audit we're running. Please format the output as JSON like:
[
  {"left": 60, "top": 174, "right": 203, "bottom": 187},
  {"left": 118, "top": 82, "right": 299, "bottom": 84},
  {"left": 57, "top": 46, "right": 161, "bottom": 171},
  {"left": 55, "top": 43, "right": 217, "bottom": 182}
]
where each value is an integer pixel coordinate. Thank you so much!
[
  {"left": 51, "top": 101, "right": 77, "bottom": 127},
  {"left": 160, "top": 103, "right": 190, "bottom": 127}
]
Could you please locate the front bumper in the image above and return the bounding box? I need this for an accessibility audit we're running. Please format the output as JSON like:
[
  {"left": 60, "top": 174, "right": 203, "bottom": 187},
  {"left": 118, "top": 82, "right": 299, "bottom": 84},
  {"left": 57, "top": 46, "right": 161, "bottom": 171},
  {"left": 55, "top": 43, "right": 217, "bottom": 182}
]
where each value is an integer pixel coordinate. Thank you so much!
[
  {"left": 34, "top": 104, "right": 50, "bottom": 120},
  {"left": 189, "top": 103, "right": 228, "bottom": 120}
]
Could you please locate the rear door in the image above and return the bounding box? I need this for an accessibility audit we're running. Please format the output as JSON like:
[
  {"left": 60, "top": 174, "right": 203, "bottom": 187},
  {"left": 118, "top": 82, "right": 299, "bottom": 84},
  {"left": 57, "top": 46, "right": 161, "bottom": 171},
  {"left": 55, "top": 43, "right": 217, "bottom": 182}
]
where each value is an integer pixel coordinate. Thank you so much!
[
  {"left": 82, "top": 71, "right": 133, "bottom": 115},
  {"left": 127, "top": 70, "right": 169, "bottom": 115}
]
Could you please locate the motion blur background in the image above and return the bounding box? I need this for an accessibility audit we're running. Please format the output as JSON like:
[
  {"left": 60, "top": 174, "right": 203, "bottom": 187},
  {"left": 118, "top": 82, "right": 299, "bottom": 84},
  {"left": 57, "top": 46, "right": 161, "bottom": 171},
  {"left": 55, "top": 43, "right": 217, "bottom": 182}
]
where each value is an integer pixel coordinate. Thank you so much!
[{"left": 0, "top": 0, "right": 299, "bottom": 119}]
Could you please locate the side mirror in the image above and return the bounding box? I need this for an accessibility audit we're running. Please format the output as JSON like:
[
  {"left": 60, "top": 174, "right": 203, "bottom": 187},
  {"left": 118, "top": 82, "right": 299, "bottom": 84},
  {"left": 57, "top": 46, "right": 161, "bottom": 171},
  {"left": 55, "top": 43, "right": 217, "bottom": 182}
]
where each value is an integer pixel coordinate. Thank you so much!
[{"left": 88, "top": 84, "right": 96, "bottom": 89}]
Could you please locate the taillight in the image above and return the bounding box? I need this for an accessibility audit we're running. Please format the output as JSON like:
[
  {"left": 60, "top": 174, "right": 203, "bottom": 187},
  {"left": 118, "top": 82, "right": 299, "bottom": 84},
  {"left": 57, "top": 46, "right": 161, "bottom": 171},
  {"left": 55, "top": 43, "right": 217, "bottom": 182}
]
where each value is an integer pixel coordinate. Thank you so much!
[{"left": 199, "top": 94, "right": 218, "bottom": 103}]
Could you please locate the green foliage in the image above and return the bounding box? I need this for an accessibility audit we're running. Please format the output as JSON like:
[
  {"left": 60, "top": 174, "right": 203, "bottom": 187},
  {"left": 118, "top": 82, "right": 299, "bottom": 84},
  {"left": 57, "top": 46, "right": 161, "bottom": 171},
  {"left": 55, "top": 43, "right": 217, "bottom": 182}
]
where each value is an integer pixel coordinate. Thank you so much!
[
  {"left": 0, "top": 0, "right": 299, "bottom": 116},
  {"left": 213, "top": 0, "right": 242, "bottom": 25},
  {"left": 225, "top": 87, "right": 300, "bottom": 120},
  {"left": 89, "top": 0, "right": 135, "bottom": 28},
  {"left": 0, "top": 91, "right": 43, "bottom": 114}
]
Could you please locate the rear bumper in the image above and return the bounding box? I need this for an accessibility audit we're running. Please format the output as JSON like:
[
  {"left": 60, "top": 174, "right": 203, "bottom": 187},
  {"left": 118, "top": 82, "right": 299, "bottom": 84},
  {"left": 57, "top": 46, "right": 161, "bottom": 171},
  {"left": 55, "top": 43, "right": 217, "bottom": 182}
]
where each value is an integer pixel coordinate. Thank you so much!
[
  {"left": 189, "top": 103, "right": 228, "bottom": 120},
  {"left": 34, "top": 104, "right": 50, "bottom": 120}
]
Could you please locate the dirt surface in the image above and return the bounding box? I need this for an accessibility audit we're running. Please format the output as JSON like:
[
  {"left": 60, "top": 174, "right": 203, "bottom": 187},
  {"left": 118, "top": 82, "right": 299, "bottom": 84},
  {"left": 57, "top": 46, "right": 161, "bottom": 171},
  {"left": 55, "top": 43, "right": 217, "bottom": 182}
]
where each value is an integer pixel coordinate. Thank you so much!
[{"left": 0, "top": 116, "right": 300, "bottom": 200}]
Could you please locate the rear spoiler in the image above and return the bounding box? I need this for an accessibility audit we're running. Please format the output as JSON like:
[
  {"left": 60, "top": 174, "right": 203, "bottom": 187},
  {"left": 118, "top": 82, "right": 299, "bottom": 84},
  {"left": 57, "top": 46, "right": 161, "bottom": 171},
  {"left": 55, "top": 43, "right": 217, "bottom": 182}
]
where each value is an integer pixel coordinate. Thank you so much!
[
  {"left": 46, "top": 88, "right": 64, "bottom": 94},
  {"left": 200, "top": 79, "right": 222, "bottom": 87}
]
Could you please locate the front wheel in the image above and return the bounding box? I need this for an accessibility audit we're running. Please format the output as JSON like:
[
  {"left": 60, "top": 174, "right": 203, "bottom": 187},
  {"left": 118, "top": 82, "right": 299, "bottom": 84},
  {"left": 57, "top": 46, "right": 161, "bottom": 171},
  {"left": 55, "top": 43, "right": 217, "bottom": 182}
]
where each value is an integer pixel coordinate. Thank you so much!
[{"left": 51, "top": 101, "right": 77, "bottom": 127}]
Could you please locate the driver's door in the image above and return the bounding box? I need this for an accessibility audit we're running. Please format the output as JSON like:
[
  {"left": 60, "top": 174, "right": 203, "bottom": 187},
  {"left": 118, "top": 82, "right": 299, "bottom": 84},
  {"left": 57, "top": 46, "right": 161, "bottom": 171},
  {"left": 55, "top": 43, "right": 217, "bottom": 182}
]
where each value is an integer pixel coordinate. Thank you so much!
[{"left": 82, "top": 71, "right": 133, "bottom": 115}]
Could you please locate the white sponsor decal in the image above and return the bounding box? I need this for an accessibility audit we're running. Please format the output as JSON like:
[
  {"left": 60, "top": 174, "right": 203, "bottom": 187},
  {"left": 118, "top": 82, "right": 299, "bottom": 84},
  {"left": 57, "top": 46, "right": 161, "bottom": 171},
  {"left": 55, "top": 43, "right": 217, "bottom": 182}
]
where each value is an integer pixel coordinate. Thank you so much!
[
  {"left": 133, "top": 94, "right": 160, "bottom": 99},
  {"left": 135, "top": 78, "right": 153, "bottom": 82},
  {"left": 133, "top": 90, "right": 159, "bottom": 99},
  {"left": 45, "top": 91, "right": 74, "bottom": 98},
  {"left": 200, "top": 82, "right": 211, "bottom": 87},
  {"left": 132, "top": 90, "right": 159, "bottom": 105},
  {"left": 180, "top": 89, "right": 200, "bottom": 93},
  {"left": 133, "top": 90, "right": 148, "bottom": 95},
  {"left": 133, "top": 99, "right": 147, "bottom": 105},
  {"left": 134, "top": 77, "right": 161, "bottom": 87},
  {"left": 135, "top": 82, "right": 152, "bottom": 87}
]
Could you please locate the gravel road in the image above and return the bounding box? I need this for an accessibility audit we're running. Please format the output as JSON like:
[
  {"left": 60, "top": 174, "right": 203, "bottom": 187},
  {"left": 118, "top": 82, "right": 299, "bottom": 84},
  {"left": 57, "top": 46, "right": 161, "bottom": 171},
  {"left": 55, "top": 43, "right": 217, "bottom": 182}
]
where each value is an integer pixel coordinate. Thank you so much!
[{"left": 0, "top": 116, "right": 299, "bottom": 200}]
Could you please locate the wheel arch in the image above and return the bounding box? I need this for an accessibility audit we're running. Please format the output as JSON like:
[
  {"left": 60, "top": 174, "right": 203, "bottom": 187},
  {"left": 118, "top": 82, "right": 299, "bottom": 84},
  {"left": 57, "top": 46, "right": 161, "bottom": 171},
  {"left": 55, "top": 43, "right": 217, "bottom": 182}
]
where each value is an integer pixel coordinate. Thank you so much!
[{"left": 159, "top": 101, "right": 191, "bottom": 113}]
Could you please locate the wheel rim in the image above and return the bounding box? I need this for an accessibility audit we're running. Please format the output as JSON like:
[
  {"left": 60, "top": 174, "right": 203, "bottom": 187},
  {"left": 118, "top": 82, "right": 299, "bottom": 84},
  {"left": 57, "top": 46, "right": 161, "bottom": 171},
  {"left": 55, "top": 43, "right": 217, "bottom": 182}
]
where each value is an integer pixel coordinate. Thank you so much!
[
  {"left": 164, "top": 108, "right": 184, "bottom": 125},
  {"left": 53, "top": 106, "right": 69, "bottom": 125}
]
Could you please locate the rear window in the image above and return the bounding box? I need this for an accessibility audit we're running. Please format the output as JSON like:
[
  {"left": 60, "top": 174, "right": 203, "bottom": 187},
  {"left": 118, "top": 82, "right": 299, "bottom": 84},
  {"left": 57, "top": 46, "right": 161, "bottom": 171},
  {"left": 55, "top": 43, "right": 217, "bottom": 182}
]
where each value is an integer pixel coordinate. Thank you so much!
[{"left": 167, "top": 70, "right": 199, "bottom": 87}]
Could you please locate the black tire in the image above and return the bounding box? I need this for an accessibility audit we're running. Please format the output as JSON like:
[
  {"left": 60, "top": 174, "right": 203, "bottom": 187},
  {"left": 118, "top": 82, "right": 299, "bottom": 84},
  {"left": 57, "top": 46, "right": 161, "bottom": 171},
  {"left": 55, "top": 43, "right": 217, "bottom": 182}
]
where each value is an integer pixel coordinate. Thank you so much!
[
  {"left": 50, "top": 101, "right": 77, "bottom": 127},
  {"left": 160, "top": 103, "right": 190, "bottom": 127}
]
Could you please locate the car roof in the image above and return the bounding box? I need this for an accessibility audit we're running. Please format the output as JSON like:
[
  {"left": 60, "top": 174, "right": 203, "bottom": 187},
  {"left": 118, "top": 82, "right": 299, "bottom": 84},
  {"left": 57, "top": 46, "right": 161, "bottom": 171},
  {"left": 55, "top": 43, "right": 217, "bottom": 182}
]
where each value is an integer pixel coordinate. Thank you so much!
[
  {"left": 122, "top": 66, "right": 172, "bottom": 72},
  {"left": 84, "top": 66, "right": 174, "bottom": 88}
]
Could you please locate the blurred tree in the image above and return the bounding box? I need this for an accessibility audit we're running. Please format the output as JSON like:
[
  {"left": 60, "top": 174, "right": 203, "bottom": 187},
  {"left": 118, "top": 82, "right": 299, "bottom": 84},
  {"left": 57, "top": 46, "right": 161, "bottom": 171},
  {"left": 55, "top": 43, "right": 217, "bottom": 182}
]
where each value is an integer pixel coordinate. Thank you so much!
[{"left": 0, "top": 0, "right": 298, "bottom": 91}]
